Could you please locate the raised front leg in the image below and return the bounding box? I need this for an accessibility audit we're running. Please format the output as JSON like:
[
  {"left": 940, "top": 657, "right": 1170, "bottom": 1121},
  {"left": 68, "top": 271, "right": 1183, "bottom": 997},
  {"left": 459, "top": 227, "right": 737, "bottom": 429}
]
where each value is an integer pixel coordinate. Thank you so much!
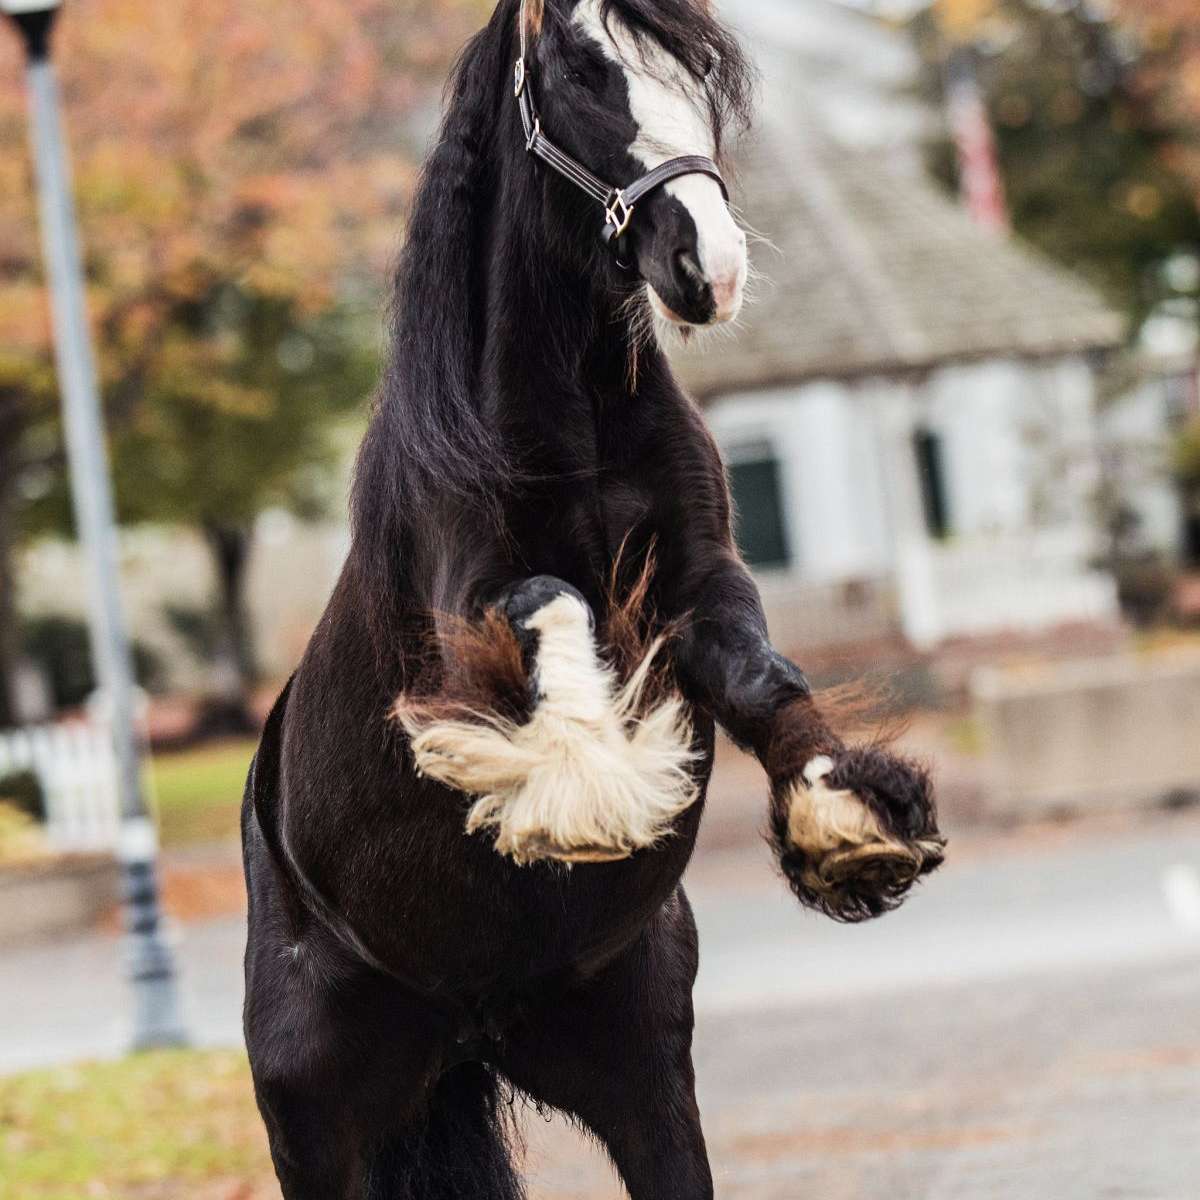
[
  {"left": 634, "top": 388, "right": 943, "bottom": 918},
  {"left": 394, "top": 574, "right": 700, "bottom": 865},
  {"left": 673, "top": 552, "right": 944, "bottom": 921}
]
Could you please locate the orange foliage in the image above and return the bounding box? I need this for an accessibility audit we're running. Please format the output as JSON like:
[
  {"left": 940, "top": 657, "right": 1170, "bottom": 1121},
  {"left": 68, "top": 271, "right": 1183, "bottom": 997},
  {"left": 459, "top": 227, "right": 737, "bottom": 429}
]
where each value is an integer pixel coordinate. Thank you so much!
[
  {"left": 1114, "top": 1, "right": 1200, "bottom": 198},
  {"left": 0, "top": 0, "right": 482, "bottom": 361}
]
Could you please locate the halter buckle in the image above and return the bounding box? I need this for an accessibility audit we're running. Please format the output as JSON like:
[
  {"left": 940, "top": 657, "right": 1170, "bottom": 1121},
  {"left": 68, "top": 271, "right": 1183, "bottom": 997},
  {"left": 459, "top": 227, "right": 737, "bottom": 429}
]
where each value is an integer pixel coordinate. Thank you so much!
[
  {"left": 604, "top": 190, "right": 633, "bottom": 238},
  {"left": 514, "top": 57, "right": 526, "bottom": 98}
]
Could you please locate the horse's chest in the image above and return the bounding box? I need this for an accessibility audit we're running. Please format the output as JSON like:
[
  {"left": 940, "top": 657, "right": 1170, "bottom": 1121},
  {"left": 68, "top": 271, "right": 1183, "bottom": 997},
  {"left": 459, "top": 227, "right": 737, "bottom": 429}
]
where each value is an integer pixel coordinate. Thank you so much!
[
  {"left": 515, "top": 474, "right": 652, "bottom": 587},
  {"left": 598, "top": 474, "right": 655, "bottom": 545}
]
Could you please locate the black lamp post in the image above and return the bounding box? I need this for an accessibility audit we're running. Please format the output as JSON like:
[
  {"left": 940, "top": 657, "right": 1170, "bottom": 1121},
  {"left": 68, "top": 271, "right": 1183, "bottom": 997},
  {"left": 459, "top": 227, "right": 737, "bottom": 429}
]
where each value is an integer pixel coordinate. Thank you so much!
[{"left": 2, "top": 0, "right": 186, "bottom": 1050}]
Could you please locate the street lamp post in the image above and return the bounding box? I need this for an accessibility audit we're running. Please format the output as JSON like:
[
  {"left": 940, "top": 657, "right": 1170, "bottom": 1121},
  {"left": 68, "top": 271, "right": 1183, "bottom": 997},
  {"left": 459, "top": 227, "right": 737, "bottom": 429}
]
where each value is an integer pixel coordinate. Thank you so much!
[{"left": 2, "top": 0, "right": 186, "bottom": 1050}]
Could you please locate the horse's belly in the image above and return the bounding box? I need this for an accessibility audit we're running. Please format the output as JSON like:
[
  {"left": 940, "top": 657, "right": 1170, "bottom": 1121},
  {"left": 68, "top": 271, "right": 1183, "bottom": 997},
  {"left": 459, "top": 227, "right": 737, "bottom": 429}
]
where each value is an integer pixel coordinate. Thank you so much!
[{"left": 365, "top": 788, "right": 708, "bottom": 996}]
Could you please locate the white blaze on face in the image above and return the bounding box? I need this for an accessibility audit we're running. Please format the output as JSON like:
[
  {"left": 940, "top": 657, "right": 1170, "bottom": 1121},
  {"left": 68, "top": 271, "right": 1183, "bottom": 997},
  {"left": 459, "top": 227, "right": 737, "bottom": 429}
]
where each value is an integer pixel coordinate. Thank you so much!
[{"left": 573, "top": 0, "right": 747, "bottom": 323}]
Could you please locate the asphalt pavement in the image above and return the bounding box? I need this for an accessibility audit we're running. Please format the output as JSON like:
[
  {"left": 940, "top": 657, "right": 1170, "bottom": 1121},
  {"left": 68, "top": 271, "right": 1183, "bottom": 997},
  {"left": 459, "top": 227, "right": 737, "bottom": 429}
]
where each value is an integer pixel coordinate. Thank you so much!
[
  {"left": 3, "top": 811, "right": 1199, "bottom": 1198},
  {"left": 528, "top": 816, "right": 1200, "bottom": 1199}
]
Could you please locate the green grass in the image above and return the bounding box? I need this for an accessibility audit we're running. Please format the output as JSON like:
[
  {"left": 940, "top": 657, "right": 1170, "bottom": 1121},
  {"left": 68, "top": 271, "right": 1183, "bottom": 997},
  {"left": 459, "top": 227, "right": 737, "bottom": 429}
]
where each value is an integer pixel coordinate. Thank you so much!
[
  {"left": 0, "top": 1050, "right": 274, "bottom": 1200},
  {"left": 147, "top": 739, "right": 257, "bottom": 848}
]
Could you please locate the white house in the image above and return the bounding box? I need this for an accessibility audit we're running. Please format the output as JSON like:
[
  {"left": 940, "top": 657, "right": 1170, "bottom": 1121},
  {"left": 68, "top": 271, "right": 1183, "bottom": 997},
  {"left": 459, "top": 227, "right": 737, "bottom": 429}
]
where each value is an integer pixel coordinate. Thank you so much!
[
  {"left": 670, "top": 125, "right": 1124, "bottom": 650},
  {"left": 1098, "top": 312, "right": 1200, "bottom": 564}
]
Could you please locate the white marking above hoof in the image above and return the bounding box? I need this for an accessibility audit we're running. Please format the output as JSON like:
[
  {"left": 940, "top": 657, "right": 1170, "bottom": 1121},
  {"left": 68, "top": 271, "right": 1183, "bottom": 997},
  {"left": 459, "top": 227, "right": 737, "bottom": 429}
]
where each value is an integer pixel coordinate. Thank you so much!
[
  {"left": 397, "top": 594, "right": 699, "bottom": 866},
  {"left": 786, "top": 755, "right": 893, "bottom": 857},
  {"left": 782, "top": 754, "right": 933, "bottom": 903}
]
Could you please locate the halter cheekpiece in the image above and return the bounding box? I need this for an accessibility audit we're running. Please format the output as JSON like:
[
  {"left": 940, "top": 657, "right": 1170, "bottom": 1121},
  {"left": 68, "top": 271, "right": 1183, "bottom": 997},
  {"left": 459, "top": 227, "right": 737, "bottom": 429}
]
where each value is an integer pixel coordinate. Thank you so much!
[{"left": 514, "top": 0, "right": 728, "bottom": 265}]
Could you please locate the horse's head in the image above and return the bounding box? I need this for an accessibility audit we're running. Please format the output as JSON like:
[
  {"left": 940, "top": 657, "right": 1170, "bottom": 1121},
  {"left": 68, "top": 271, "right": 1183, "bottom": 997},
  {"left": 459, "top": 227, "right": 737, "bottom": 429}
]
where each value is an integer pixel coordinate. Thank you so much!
[{"left": 520, "top": 0, "right": 753, "bottom": 327}]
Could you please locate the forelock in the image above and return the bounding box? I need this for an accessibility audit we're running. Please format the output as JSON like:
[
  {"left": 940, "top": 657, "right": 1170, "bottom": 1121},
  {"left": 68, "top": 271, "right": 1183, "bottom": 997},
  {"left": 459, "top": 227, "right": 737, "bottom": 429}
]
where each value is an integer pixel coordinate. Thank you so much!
[{"left": 564, "top": 0, "right": 755, "bottom": 153}]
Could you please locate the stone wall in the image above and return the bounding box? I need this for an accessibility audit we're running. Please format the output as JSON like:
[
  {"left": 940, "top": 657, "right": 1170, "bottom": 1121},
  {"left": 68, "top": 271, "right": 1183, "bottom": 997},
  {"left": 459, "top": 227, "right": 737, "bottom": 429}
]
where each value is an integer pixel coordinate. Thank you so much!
[
  {"left": 0, "top": 855, "right": 119, "bottom": 946},
  {"left": 972, "top": 652, "right": 1200, "bottom": 819}
]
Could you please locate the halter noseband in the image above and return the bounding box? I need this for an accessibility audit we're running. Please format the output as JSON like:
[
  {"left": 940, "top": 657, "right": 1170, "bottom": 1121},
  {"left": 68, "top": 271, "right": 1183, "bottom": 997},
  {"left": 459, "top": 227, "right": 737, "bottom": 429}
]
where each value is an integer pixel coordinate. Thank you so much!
[{"left": 514, "top": 0, "right": 728, "bottom": 265}]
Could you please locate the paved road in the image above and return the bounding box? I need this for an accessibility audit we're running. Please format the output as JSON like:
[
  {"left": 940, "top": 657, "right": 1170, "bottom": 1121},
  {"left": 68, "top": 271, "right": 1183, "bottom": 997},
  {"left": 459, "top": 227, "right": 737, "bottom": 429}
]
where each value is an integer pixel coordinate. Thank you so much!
[
  {"left": 3, "top": 813, "right": 1199, "bottom": 1198},
  {"left": 524, "top": 815, "right": 1200, "bottom": 1199}
]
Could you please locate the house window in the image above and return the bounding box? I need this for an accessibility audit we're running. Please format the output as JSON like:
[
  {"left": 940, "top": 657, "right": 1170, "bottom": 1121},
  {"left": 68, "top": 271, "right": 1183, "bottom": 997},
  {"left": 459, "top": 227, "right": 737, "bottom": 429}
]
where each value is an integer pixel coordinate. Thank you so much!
[
  {"left": 1184, "top": 493, "right": 1200, "bottom": 568},
  {"left": 728, "top": 444, "right": 791, "bottom": 568},
  {"left": 913, "top": 427, "right": 951, "bottom": 540}
]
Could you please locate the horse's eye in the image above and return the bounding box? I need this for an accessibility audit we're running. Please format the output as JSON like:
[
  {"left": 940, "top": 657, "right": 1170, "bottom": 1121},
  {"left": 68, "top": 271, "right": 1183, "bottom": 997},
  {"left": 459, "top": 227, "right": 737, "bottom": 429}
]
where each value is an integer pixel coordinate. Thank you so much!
[{"left": 564, "top": 43, "right": 608, "bottom": 91}]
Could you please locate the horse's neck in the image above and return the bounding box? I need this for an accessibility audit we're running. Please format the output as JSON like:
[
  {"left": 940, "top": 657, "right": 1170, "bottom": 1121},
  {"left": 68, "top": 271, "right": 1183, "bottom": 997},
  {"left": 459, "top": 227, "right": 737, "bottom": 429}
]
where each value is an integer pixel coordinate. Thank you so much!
[
  {"left": 482, "top": 215, "right": 654, "bottom": 462},
  {"left": 349, "top": 138, "right": 665, "bottom": 643}
]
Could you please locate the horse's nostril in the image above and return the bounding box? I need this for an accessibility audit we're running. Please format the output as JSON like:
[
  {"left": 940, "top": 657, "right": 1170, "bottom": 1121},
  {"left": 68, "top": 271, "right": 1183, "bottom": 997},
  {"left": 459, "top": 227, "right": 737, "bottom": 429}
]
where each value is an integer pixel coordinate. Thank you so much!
[{"left": 673, "top": 249, "right": 708, "bottom": 300}]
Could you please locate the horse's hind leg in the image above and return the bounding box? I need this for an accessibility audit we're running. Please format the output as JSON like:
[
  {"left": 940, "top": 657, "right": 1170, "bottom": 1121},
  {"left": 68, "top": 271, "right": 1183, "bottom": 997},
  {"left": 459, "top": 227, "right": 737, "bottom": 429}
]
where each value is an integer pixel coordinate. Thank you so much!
[
  {"left": 246, "top": 927, "right": 522, "bottom": 1196},
  {"left": 497, "top": 888, "right": 712, "bottom": 1200},
  {"left": 244, "top": 821, "right": 523, "bottom": 1199},
  {"left": 257, "top": 1064, "right": 522, "bottom": 1200},
  {"left": 365, "top": 1063, "right": 524, "bottom": 1200},
  {"left": 250, "top": 978, "right": 523, "bottom": 1200},
  {"left": 246, "top": 960, "right": 436, "bottom": 1198}
]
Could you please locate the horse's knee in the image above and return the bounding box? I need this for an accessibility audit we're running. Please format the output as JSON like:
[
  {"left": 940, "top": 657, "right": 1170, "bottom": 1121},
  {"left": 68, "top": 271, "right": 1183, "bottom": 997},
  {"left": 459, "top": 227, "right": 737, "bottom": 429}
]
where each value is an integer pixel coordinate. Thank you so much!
[
  {"left": 497, "top": 574, "right": 593, "bottom": 652},
  {"left": 470, "top": 591, "right": 698, "bottom": 863}
]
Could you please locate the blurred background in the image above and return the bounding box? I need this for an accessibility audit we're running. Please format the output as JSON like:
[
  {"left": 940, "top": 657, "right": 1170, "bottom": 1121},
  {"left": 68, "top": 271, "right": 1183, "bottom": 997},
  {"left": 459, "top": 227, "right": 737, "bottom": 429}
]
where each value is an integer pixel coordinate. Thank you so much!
[{"left": 1, "top": 0, "right": 1199, "bottom": 1196}]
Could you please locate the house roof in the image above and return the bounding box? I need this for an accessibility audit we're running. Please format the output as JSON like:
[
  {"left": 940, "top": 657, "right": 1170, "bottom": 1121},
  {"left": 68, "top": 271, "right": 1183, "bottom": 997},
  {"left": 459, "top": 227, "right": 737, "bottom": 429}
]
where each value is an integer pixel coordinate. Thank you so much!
[{"left": 669, "top": 127, "right": 1126, "bottom": 399}]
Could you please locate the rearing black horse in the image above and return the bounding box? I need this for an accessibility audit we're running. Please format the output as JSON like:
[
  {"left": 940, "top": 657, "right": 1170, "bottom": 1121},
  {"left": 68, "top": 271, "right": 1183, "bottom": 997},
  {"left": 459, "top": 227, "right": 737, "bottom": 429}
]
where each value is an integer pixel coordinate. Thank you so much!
[{"left": 242, "top": 1, "right": 944, "bottom": 1196}]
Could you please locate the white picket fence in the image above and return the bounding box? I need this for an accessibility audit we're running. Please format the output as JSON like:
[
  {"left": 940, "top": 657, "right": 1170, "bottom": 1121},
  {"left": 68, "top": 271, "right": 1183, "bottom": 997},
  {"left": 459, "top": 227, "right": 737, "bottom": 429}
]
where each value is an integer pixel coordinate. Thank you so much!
[{"left": 0, "top": 720, "right": 121, "bottom": 852}]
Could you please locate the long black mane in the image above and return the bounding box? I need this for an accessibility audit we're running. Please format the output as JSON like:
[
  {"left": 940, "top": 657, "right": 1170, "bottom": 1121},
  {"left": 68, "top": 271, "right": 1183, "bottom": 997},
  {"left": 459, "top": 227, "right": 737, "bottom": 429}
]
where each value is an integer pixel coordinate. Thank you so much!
[{"left": 350, "top": 0, "right": 752, "bottom": 651}]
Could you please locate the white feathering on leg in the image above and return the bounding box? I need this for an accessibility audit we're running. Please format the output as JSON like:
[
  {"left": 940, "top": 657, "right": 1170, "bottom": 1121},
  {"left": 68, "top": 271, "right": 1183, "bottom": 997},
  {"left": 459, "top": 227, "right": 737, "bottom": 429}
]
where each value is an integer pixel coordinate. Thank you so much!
[
  {"left": 395, "top": 594, "right": 699, "bottom": 865},
  {"left": 782, "top": 755, "right": 927, "bottom": 901},
  {"left": 785, "top": 755, "right": 892, "bottom": 856}
]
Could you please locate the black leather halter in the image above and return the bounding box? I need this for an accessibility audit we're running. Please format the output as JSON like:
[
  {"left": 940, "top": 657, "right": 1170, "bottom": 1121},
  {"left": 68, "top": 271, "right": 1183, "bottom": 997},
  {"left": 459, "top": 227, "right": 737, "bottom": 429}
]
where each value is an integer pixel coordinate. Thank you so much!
[{"left": 514, "top": 0, "right": 728, "bottom": 264}]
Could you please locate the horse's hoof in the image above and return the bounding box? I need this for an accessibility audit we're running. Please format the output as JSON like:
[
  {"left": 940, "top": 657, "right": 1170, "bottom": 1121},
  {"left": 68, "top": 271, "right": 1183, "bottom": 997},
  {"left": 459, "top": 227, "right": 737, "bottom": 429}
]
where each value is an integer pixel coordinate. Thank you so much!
[
  {"left": 772, "top": 751, "right": 944, "bottom": 923},
  {"left": 499, "top": 834, "right": 633, "bottom": 865},
  {"left": 498, "top": 576, "right": 593, "bottom": 664}
]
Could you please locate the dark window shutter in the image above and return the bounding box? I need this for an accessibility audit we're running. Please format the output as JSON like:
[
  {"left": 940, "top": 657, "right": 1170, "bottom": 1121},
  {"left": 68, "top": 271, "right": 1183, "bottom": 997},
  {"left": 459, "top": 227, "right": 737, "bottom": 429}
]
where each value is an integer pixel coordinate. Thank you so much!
[
  {"left": 729, "top": 455, "right": 790, "bottom": 568},
  {"left": 913, "top": 427, "right": 951, "bottom": 540}
]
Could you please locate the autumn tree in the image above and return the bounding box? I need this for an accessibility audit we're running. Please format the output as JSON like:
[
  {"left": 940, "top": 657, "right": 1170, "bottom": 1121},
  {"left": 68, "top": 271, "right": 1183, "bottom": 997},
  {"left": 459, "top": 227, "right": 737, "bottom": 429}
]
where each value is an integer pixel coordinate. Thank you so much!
[
  {"left": 0, "top": 353, "right": 54, "bottom": 727},
  {"left": 910, "top": 0, "right": 1200, "bottom": 327},
  {"left": 1114, "top": 0, "right": 1200, "bottom": 194},
  {"left": 0, "top": 0, "right": 478, "bottom": 725},
  {"left": 1110, "top": 1, "right": 1200, "bottom": 565}
]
